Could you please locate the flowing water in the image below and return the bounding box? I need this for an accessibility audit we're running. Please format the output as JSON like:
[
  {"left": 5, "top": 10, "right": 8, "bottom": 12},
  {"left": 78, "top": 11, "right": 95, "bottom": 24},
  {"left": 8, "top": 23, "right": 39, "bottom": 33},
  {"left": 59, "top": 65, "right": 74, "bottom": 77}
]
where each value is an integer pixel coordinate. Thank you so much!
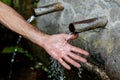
[
  {"left": 48, "top": 57, "right": 66, "bottom": 80},
  {"left": 48, "top": 57, "right": 83, "bottom": 80},
  {"left": 8, "top": 35, "right": 22, "bottom": 79},
  {"left": 8, "top": 15, "right": 35, "bottom": 79}
]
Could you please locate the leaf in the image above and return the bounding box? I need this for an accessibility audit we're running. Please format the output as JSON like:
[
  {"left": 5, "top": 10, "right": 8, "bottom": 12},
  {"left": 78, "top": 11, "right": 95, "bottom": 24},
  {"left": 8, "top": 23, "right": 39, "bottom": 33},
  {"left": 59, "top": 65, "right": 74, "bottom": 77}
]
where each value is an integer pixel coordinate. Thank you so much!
[{"left": 2, "top": 46, "right": 25, "bottom": 54}]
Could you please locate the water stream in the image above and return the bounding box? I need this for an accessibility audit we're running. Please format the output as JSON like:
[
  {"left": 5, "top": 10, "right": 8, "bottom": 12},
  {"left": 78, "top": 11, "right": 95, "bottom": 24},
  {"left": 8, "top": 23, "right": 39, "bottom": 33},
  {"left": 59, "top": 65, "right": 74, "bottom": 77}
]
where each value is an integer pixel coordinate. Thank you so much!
[
  {"left": 8, "top": 35, "right": 22, "bottom": 79},
  {"left": 48, "top": 57, "right": 83, "bottom": 80},
  {"left": 48, "top": 57, "right": 66, "bottom": 80},
  {"left": 8, "top": 15, "right": 35, "bottom": 79}
]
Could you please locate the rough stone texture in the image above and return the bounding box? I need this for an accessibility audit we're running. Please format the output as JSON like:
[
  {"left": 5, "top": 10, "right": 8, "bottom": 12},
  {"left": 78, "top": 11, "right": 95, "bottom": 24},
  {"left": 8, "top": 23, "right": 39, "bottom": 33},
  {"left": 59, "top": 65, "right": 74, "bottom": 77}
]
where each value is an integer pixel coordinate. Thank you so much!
[{"left": 37, "top": 0, "right": 120, "bottom": 79}]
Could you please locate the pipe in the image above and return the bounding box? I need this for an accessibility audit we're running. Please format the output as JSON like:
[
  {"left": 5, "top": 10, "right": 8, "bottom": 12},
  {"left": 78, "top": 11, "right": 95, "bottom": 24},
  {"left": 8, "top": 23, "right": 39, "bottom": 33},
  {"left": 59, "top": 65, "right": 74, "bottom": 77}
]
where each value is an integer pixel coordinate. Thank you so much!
[
  {"left": 82, "top": 62, "right": 110, "bottom": 80},
  {"left": 69, "top": 16, "right": 108, "bottom": 34},
  {"left": 33, "top": 2, "right": 64, "bottom": 17}
]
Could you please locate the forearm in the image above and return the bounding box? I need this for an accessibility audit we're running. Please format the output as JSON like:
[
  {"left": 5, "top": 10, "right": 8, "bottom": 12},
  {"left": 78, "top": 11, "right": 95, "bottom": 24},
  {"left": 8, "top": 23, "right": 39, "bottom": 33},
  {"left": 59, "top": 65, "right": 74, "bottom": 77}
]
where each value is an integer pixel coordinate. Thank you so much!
[{"left": 0, "top": 1, "right": 48, "bottom": 46}]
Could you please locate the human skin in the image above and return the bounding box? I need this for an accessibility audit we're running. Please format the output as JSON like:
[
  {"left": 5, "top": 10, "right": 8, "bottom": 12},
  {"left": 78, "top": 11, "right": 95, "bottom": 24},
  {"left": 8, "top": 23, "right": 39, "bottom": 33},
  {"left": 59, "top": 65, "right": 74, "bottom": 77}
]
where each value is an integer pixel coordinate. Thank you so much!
[{"left": 0, "top": 1, "right": 89, "bottom": 70}]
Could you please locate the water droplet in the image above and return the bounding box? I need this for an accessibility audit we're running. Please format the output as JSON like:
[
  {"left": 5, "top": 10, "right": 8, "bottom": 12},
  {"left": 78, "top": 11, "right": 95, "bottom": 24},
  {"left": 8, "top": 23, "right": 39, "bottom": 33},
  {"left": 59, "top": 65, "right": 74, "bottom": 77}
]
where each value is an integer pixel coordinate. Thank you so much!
[
  {"left": 78, "top": 68, "right": 83, "bottom": 78},
  {"left": 48, "top": 57, "right": 66, "bottom": 80}
]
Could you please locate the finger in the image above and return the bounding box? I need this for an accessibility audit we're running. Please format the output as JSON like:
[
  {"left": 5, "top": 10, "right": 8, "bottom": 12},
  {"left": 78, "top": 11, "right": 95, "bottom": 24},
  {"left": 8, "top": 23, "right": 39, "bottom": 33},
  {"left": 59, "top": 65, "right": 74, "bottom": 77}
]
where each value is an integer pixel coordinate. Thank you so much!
[
  {"left": 68, "top": 52, "right": 87, "bottom": 63},
  {"left": 71, "top": 46, "right": 89, "bottom": 56},
  {"left": 63, "top": 56, "right": 81, "bottom": 68},
  {"left": 58, "top": 58, "right": 71, "bottom": 70},
  {"left": 70, "top": 34, "right": 78, "bottom": 40}
]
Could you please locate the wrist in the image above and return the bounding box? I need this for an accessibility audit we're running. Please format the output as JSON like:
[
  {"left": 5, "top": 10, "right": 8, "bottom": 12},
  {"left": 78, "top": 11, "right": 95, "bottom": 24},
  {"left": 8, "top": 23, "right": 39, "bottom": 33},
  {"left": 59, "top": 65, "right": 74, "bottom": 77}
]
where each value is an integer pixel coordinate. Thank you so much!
[{"left": 37, "top": 32, "right": 50, "bottom": 47}]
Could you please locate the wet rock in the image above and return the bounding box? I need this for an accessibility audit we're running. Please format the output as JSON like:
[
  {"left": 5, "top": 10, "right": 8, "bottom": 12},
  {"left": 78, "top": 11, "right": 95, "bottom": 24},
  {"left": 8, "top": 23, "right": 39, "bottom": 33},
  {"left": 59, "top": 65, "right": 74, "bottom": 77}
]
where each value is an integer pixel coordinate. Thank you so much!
[{"left": 36, "top": 0, "right": 120, "bottom": 79}]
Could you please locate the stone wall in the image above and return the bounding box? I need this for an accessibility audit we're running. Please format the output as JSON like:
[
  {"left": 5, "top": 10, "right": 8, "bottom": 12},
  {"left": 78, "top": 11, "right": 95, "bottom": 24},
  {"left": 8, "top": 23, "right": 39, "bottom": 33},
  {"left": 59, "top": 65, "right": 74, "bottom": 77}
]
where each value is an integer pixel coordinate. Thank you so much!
[{"left": 37, "top": 0, "right": 120, "bottom": 79}]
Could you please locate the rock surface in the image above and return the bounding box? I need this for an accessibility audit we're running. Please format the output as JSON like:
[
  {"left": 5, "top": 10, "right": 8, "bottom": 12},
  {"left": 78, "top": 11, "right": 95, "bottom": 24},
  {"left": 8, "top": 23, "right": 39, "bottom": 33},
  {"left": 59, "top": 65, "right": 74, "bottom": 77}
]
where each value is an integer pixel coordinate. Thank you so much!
[{"left": 37, "top": 0, "right": 120, "bottom": 79}]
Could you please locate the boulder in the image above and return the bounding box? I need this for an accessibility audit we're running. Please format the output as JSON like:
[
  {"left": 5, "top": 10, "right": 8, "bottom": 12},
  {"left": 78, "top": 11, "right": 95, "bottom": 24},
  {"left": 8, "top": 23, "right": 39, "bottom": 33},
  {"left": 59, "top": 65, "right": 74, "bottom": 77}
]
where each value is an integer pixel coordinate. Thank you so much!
[{"left": 36, "top": 0, "right": 120, "bottom": 80}]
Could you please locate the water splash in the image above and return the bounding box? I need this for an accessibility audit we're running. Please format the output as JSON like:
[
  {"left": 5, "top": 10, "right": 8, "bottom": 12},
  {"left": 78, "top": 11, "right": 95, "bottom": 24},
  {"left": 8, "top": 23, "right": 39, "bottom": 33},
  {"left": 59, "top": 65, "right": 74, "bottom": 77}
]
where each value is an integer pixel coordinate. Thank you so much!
[
  {"left": 48, "top": 58, "right": 84, "bottom": 80},
  {"left": 48, "top": 57, "right": 66, "bottom": 80},
  {"left": 78, "top": 67, "right": 83, "bottom": 78}
]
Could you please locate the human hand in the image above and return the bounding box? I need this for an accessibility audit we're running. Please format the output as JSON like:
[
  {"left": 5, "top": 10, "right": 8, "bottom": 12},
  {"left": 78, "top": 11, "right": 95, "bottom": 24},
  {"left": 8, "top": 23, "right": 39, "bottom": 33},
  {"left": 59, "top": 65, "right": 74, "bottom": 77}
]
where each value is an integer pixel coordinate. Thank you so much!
[
  {"left": 42, "top": 34, "right": 89, "bottom": 70},
  {"left": 0, "top": 1, "right": 88, "bottom": 70}
]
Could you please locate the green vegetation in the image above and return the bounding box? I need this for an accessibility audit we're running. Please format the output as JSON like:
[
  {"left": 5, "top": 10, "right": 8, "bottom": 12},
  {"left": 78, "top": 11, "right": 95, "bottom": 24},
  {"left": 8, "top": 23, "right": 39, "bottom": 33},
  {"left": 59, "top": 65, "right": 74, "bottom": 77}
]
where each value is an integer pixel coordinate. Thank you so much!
[
  {"left": 0, "top": 0, "right": 48, "bottom": 74},
  {"left": 1, "top": 0, "right": 11, "bottom": 5}
]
